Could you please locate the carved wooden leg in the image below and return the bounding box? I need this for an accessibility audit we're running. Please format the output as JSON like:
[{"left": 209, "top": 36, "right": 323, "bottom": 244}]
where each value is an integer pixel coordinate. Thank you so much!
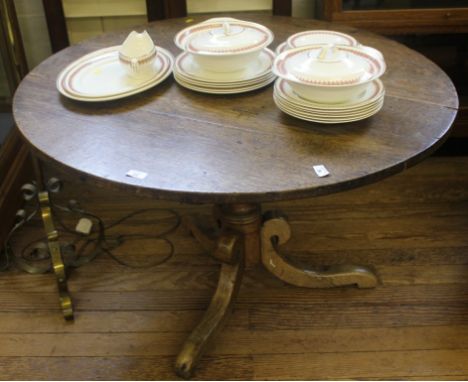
[
  {"left": 175, "top": 232, "right": 243, "bottom": 378},
  {"left": 183, "top": 204, "right": 261, "bottom": 266},
  {"left": 261, "top": 211, "right": 378, "bottom": 289}
]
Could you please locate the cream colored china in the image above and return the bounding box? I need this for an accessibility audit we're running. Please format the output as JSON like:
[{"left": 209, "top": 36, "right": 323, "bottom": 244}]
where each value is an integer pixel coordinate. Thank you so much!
[
  {"left": 274, "top": 94, "right": 384, "bottom": 123},
  {"left": 275, "top": 90, "right": 384, "bottom": 115},
  {"left": 287, "top": 30, "right": 358, "bottom": 49},
  {"left": 277, "top": 30, "right": 358, "bottom": 56},
  {"left": 201, "top": 17, "right": 239, "bottom": 24},
  {"left": 273, "top": 77, "right": 385, "bottom": 123},
  {"left": 276, "top": 102, "right": 384, "bottom": 123},
  {"left": 173, "top": 49, "right": 276, "bottom": 94},
  {"left": 273, "top": 44, "right": 385, "bottom": 104},
  {"left": 175, "top": 70, "right": 272, "bottom": 88},
  {"left": 279, "top": 42, "right": 383, "bottom": 61},
  {"left": 174, "top": 72, "right": 275, "bottom": 94},
  {"left": 57, "top": 46, "right": 173, "bottom": 101},
  {"left": 119, "top": 31, "right": 157, "bottom": 79},
  {"left": 174, "top": 19, "right": 274, "bottom": 73},
  {"left": 275, "top": 42, "right": 288, "bottom": 55},
  {"left": 274, "top": 78, "right": 384, "bottom": 110},
  {"left": 290, "top": 45, "right": 365, "bottom": 83},
  {"left": 360, "top": 45, "right": 384, "bottom": 61},
  {"left": 174, "top": 48, "right": 274, "bottom": 84},
  {"left": 275, "top": 93, "right": 384, "bottom": 117}
]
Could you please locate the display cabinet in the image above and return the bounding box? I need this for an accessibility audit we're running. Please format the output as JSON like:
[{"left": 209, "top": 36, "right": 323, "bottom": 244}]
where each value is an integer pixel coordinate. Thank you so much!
[{"left": 320, "top": 0, "right": 468, "bottom": 34}]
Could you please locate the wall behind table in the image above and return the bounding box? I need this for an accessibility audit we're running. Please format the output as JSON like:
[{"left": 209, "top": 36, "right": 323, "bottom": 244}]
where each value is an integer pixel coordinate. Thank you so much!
[
  {"left": 2, "top": 0, "right": 315, "bottom": 95},
  {"left": 62, "top": 0, "right": 316, "bottom": 44}
]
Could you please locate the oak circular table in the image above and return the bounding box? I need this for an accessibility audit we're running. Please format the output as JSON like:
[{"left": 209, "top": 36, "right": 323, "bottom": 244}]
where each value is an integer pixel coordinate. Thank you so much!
[{"left": 13, "top": 13, "right": 458, "bottom": 378}]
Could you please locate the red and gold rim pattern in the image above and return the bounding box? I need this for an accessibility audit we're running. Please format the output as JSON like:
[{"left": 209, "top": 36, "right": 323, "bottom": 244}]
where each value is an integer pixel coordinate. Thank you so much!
[
  {"left": 175, "top": 21, "right": 273, "bottom": 55},
  {"left": 273, "top": 45, "right": 385, "bottom": 87},
  {"left": 288, "top": 30, "right": 358, "bottom": 48},
  {"left": 118, "top": 47, "right": 157, "bottom": 66},
  {"left": 175, "top": 48, "right": 275, "bottom": 83},
  {"left": 276, "top": 78, "right": 384, "bottom": 107},
  {"left": 56, "top": 45, "right": 174, "bottom": 101}
]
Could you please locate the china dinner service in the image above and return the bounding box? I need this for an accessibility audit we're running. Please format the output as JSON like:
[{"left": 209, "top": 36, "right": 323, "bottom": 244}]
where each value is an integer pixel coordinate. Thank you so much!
[
  {"left": 173, "top": 18, "right": 276, "bottom": 94},
  {"left": 57, "top": 30, "right": 174, "bottom": 102},
  {"left": 272, "top": 28, "right": 386, "bottom": 123},
  {"left": 275, "top": 29, "right": 359, "bottom": 55},
  {"left": 56, "top": 18, "right": 386, "bottom": 123},
  {"left": 119, "top": 30, "right": 158, "bottom": 79},
  {"left": 274, "top": 78, "right": 384, "bottom": 123}
]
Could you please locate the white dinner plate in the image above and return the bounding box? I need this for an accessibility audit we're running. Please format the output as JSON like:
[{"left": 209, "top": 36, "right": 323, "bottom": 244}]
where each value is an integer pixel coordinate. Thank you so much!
[
  {"left": 57, "top": 45, "right": 174, "bottom": 101},
  {"left": 274, "top": 93, "right": 384, "bottom": 117},
  {"left": 174, "top": 67, "right": 273, "bottom": 88},
  {"left": 274, "top": 87, "right": 384, "bottom": 116},
  {"left": 275, "top": 42, "right": 288, "bottom": 55},
  {"left": 174, "top": 48, "right": 275, "bottom": 84},
  {"left": 275, "top": 95, "right": 384, "bottom": 117},
  {"left": 174, "top": 72, "right": 275, "bottom": 94},
  {"left": 274, "top": 78, "right": 385, "bottom": 110},
  {"left": 274, "top": 94, "right": 384, "bottom": 123}
]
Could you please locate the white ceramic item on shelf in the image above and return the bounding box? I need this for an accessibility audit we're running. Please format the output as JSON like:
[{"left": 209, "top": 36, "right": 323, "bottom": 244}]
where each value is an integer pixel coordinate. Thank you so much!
[
  {"left": 287, "top": 30, "right": 358, "bottom": 49},
  {"left": 119, "top": 30, "right": 157, "bottom": 79},
  {"left": 174, "top": 19, "right": 274, "bottom": 73},
  {"left": 57, "top": 46, "right": 174, "bottom": 102},
  {"left": 273, "top": 44, "right": 385, "bottom": 103}
]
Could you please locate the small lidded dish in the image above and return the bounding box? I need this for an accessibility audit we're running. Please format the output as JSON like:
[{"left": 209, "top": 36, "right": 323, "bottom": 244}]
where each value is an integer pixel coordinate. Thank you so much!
[
  {"left": 119, "top": 31, "right": 157, "bottom": 79},
  {"left": 272, "top": 44, "right": 386, "bottom": 104},
  {"left": 287, "top": 30, "right": 358, "bottom": 49},
  {"left": 174, "top": 19, "right": 274, "bottom": 73}
]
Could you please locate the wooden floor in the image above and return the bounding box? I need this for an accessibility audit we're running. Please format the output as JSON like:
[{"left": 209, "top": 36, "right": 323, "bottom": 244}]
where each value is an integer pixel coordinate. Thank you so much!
[{"left": 2, "top": 157, "right": 468, "bottom": 380}]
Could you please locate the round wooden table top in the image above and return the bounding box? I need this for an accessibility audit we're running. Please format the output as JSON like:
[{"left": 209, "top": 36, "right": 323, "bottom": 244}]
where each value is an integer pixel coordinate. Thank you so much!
[{"left": 13, "top": 14, "right": 458, "bottom": 204}]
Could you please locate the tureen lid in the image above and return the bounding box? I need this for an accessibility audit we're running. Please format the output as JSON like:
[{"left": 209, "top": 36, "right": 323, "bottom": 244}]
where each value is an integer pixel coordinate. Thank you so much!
[
  {"left": 273, "top": 44, "right": 385, "bottom": 87},
  {"left": 287, "top": 30, "right": 358, "bottom": 49},
  {"left": 175, "top": 20, "right": 274, "bottom": 55}
]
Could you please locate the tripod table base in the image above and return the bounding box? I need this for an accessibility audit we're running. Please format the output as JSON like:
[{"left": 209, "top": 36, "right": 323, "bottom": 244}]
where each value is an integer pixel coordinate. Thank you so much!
[{"left": 176, "top": 203, "right": 378, "bottom": 378}]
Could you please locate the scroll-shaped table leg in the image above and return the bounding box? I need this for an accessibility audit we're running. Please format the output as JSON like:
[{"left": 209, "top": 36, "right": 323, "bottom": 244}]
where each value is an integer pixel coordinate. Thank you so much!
[
  {"left": 261, "top": 212, "right": 378, "bottom": 289},
  {"left": 38, "top": 191, "right": 74, "bottom": 320},
  {"left": 175, "top": 233, "right": 243, "bottom": 379}
]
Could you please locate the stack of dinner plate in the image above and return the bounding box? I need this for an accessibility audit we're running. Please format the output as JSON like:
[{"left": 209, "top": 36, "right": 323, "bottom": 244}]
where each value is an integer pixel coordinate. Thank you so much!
[
  {"left": 272, "top": 36, "right": 386, "bottom": 124},
  {"left": 274, "top": 78, "right": 385, "bottom": 124},
  {"left": 173, "top": 18, "right": 276, "bottom": 94}
]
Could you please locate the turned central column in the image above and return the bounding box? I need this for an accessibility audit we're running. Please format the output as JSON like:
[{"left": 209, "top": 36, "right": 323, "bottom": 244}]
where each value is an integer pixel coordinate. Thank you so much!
[{"left": 217, "top": 203, "right": 262, "bottom": 267}]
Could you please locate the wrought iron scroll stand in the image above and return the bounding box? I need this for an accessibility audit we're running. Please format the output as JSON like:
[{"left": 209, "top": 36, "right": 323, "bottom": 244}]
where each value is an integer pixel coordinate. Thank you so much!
[{"left": 19, "top": 177, "right": 74, "bottom": 320}]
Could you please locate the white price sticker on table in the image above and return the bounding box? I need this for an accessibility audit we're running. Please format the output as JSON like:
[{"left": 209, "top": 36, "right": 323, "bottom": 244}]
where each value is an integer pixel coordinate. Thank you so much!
[
  {"left": 313, "top": 165, "right": 330, "bottom": 178},
  {"left": 126, "top": 169, "right": 148, "bottom": 180}
]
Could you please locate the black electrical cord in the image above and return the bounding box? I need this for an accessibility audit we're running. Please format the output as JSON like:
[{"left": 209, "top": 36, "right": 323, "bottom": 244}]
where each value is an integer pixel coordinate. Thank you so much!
[{"left": 1, "top": 200, "right": 181, "bottom": 273}]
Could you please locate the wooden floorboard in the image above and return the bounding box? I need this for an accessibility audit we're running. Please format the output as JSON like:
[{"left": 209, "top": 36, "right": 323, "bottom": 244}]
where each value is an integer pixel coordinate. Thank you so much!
[{"left": 1, "top": 156, "right": 467, "bottom": 380}]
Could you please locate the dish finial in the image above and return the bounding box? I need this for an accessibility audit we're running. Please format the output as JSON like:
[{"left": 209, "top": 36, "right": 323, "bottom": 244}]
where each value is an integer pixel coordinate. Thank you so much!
[{"left": 223, "top": 22, "right": 231, "bottom": 36}]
